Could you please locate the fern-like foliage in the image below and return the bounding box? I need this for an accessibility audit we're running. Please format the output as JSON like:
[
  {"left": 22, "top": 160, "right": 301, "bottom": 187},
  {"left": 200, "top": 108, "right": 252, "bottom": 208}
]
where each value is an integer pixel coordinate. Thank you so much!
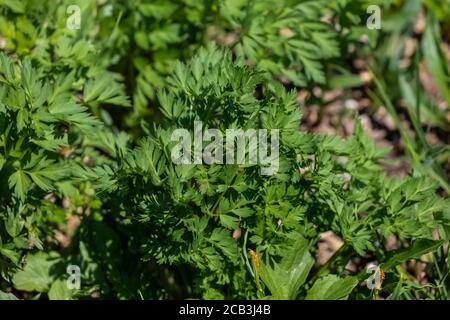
[
  {"left": 90, "top": 46, "right": 449, "bottom": 298},
  {"left": 0, "top": 53, "right": 102, "bottom": 278}
]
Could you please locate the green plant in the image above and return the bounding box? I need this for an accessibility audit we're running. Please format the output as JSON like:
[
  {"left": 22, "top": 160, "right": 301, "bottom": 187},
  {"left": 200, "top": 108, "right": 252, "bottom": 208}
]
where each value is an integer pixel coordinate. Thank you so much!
[
  {"left": 79, "top": 46, "right": 448, "bottom": 299},
  {"left": 0, "top": 52, "right": 95, "bottom": 277}
]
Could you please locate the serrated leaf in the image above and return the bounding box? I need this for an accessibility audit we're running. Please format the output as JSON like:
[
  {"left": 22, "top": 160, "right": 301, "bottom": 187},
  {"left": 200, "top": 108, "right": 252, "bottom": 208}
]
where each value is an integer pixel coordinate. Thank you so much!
[
  {"left": 5, "top": 210, "right": 24, "bottom": 238},
  {"left": 210, "top": 228, "right": 239, "bottom": 261},
  {"left": 231, "top": 207, "right": 253, "bottom": 218},
  {"left": 48, "top": 101, "right": 99, "bottom": 130},
  {"left": 83, "top": 75, "right": 130, "bottom": 107},
  {"left": 8, "top": 169, "right": 31, "bottom": 200},
  {"left": 219, "top": 214, "right": 239, "bottom": 229}
]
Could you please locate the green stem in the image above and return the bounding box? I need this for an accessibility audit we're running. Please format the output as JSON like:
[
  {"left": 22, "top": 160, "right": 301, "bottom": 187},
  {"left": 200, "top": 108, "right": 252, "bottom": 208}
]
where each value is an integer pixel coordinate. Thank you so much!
[{"left": 310, "top": 243, "right": 348, "bottom": 283}]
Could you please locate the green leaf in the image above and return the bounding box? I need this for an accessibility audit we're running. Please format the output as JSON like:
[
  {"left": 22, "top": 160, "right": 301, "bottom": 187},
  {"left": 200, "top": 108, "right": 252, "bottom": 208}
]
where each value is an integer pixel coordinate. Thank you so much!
[
  {"left": 0, "top": 52, "right": 17, "bottom": 83},
  {"left": 382, "top": 239, "right": 444, "bottom": 270},
  {"left": 5, "top": 210, "right": 24, "bottom": 238},
  {"left": 48, "top": 101, "right": 99, "bottom": 130},
  {"left": 422, "top": 14, "right": 450, "bottom": 106},
  {"left": 0, "top": 247, "right": 20, "bottom": 264},
  {"left": 209, "top": 228, "right": 239, "bottom": 261},
  {"left": 220, "top": 214, "right": 239, "bottom": 229},
  {"left": 83, "top": 74, "right": 130, "bottom": 107},
  {"left": 0, "top": 0, "right": 25, "bottom": 13},
  {"left": 131, "top": 139, "right": 166, "bottom": 186},
  {"left": 231, "top": 207, "right": 253, "bottom": 218},
  {"left": 305, "top": 275, "right": 358, "bottom": 300},
  {"left": 259, "top": 235, "right": 314, "bottom": 299},
  {"left": 0, "top": 291, "right": 19, "bottom": 300},
  {"left": 12, "top": 252, "right": 60, "bottom": 292},
  {"left": 48, "top": 280, "right": 73, "bottom": 300},
  {"left": 8, "top": 169, "right": 31, "bottom": 200},
  {"left": 25, "top": 155, "right": 68, "bottom": 191},
  {"left": 138, "top": 2, "right": 178, "bottom": 18}
]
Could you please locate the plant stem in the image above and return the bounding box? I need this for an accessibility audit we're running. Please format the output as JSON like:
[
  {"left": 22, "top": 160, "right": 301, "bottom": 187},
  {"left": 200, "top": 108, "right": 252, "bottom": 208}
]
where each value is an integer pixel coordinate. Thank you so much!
[{"left": 310, "top": 243, "right": 348, "bottom": 283}]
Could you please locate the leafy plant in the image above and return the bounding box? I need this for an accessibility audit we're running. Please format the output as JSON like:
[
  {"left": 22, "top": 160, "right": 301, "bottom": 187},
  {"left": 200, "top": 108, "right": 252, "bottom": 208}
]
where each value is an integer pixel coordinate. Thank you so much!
[{"left": 79, "top": 46, "right": 448, "bottom": 299}]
